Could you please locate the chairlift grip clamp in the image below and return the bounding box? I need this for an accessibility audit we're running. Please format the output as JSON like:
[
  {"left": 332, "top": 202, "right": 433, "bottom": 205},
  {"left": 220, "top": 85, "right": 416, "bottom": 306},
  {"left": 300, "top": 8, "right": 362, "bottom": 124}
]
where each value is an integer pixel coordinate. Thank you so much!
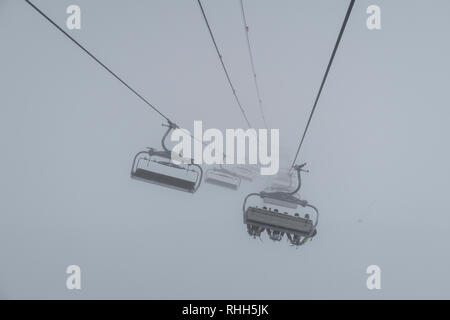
[{"left": 162, "top": 120, "right": 179, "bottom": 129}]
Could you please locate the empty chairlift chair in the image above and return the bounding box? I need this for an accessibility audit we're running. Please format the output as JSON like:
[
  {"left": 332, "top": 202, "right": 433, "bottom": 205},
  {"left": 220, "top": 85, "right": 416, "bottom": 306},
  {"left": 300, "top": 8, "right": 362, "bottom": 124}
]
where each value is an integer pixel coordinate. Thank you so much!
[
  {"left": 204, "top": 162, "right": 256, "bottom": 190},
  {"left": 205, "top": 165, "right": 241, "bottom": 190},
  {"left": 262, "top": 167, "right": 297, "bottom": 208},
  {"left": 233, "top": 164, "right": 258, "bottom": 182},
  {"left": 242, "top": 163, "right": 319, "bottom": 247},
  {"left": 131, "top": 121, "right": 203, "bottom": 193}
]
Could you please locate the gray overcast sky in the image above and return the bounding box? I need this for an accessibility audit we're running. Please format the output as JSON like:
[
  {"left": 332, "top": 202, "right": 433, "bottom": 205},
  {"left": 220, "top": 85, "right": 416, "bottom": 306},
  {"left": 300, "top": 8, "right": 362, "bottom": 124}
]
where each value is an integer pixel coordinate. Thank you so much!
[{"left": 1, "top": 0, "right": 450, "bottom": 299}]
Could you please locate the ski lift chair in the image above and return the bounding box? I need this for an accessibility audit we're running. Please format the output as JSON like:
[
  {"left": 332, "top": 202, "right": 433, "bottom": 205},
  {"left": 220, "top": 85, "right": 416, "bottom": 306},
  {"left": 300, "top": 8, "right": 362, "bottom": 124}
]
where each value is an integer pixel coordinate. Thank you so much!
[
  {"left": 205, "top": 165, "right": 241, "bottom": 190},
  {"left": 243, "top": 163, "right": 319, "bottom": 246},
  {"left": 204, "top": 161, "right": 256, "bottom": 190},
  {"left": 265, "top": 167, "right": 295, "bottom": 192},
  {"left": 232, "top": 164, "right": 257, "bottom": 181},
  {"left": 131, "top": 121, "right": 203, "bottom": 193},
  {"left": 263, "top": 167, "right": 297, "bottom": 208}
]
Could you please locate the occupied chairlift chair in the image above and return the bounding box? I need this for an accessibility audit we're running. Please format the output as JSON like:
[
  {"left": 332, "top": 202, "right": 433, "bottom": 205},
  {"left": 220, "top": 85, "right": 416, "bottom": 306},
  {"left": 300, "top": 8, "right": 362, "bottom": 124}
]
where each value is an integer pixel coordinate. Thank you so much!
[
  {"left": 243, "top": 163, "right": 319, "bottom": 246},
  {"left": 131, "top": 121, "right": 203, "bottom": 193}
]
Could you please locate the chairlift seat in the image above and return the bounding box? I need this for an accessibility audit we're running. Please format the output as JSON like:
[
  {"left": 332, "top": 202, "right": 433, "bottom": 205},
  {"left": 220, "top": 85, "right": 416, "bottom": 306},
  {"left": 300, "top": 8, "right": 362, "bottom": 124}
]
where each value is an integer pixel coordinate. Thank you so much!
[
  {"left": 244, "top": 206, "right": 314, "bottom": 237},
  {"left": 205, "top": 168, "right": 241, "bottom": 190},
  {"left": 262, "top": 197, "right": 299, "bottom": 209},
  {"left": 232, "top": 165, "right": 255, "bottom": 181},
  {"left": 131, "top": 147, "right": 202, "bottom": 193},
  {"left": 132, "top": 168, "right": 197, "bottom": 193}
]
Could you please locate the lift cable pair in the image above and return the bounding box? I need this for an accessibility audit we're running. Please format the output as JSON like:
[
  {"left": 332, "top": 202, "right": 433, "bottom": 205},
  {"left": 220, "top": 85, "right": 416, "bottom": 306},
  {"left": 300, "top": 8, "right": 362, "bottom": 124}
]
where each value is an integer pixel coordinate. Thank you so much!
[
  {"left": 242, "top": 0, "right": 355, "bottom": 246},
  {"left": 239, "top": 0, "right": 269, "bottom": 129},
  {"left": 196, "top": 0, "right": 252, "bottom": 128},
  {"left": 198, "top": 0, "right": 273, "bottom": 190}
]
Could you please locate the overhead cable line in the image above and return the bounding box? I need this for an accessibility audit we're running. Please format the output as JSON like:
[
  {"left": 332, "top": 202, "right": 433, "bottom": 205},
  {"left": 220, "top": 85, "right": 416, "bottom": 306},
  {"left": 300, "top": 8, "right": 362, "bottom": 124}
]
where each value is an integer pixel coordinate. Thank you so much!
[
  {"left": 24, "top": 0, "right": 171, "bottom": 123},
  {"left": 24, "top": 0, "right": 211, "bottom": 149},
  {"left": 239, "top": 0, "right": 268, "bottom": 129},
  {"left": 196, "top": 0, "right": 252, "bottom": 128},
  {"left": 290, "top": 0, "right": 355, "bottom": 168}
]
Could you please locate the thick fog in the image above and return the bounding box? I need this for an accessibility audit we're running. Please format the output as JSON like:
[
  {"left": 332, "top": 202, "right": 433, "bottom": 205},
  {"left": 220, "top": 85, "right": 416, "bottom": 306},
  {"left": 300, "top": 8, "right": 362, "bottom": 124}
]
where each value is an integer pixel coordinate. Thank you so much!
[{"left": 1, "top": 0, "right": 449, "bottom": 299}]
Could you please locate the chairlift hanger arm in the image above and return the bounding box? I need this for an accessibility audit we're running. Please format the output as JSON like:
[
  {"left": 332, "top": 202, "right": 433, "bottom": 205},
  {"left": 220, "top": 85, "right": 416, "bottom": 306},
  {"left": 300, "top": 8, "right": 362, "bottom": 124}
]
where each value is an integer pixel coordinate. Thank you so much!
[
  {"left": 161, "top": 122, "right": 179, "bottom": 152},
  {"left": 261, "top": 163, "right": 306, "bottom": 199}
]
